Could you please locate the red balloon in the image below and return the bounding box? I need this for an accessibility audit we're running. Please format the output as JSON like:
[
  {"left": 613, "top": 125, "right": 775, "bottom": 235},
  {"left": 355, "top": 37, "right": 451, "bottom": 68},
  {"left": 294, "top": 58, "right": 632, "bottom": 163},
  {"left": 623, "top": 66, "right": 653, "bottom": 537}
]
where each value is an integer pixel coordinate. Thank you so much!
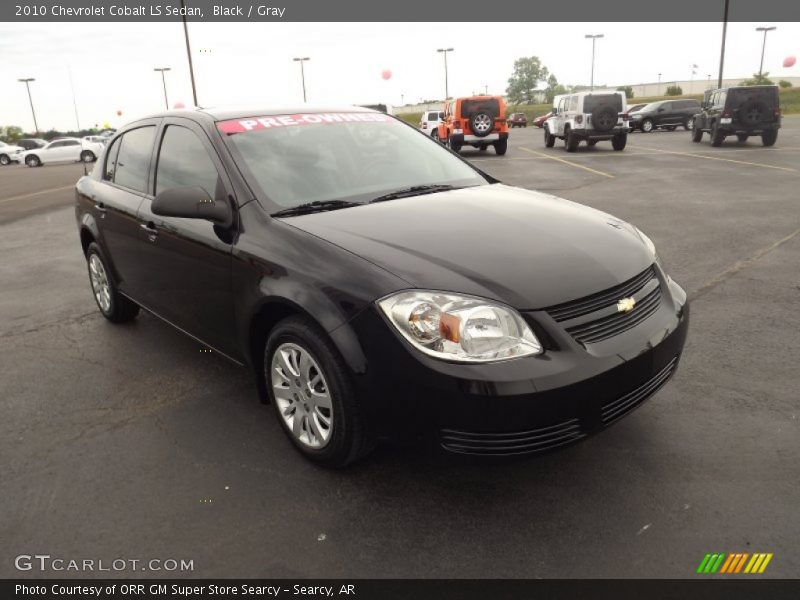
[
  {"left": 173, "top": 102, "right": 186, "bottom": 109},
  {"left": 381, "top": 69, "right": 392, "bottom": 80},
  {"left": 783, "top": 56, "right": 796, "bottom": 68}
]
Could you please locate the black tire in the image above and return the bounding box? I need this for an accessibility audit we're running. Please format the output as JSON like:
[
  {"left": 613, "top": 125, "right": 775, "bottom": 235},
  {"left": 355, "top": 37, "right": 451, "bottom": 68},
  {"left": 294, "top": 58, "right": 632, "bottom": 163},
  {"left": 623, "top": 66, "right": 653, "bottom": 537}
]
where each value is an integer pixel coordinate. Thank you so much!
[
  {"left": 590, "top": 105, "right": 617, "bottom": 133},
  {"left": 565, "top": 128, "right": 579, "bottom": 152},
  {"left": 737, "top": 99, "right": 767, "bottom": 127},
  {"left": 736, "top": 133, "right": 749, "bottom": 143},
  {"left": 611, "top": 133, "right": 627, "bottom": 151},
  {"left": 264, "top": 316, "right": 373, "bottom": 467},
  {"left": 710, "top": 122, "right": 725, "bottom": 147},
  {"left": 25, "top": 154, "right": 40, "bottom": 167},
  {"left": 544, "top": 127, "right": 556, "bottom": 148},
  {"left": 640, "top": 118, "right": 654, "bottom": 133},
  {"left": 684, "top": 118, "right": 693, "bottom": 131},
  {"left": 761, "top": 130, "right": 778, "bottom": 147},
  {"left": 449, "top": 138, "right": 462, "bottom": 154},
  {"left": 431, "top": 129, "right": 439, "bottom": 141},
  {"left": 80, "top": 150, "right": 96, "bottom": 163},
  {"left": 469, "top": 112, "right": 494, "bottom": 138},
  {"left": 493, "top": 138, "right": 507, "bottom": 155},
  {"left": 85, "top": 242, "right": 139, "bottom": 323},
  {"left": 0, "top": 154, "right": 10, "bottom": 166},
  {"left": 691, "top": 121, "right": 703, "bottom": 143}
]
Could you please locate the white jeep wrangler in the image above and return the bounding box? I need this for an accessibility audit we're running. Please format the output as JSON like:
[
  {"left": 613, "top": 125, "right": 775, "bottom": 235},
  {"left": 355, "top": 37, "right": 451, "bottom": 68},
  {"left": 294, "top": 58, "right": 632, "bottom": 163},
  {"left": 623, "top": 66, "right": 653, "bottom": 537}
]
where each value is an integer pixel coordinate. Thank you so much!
[{"left": 544, "top": 91, "right": 629, "bottom": 152}]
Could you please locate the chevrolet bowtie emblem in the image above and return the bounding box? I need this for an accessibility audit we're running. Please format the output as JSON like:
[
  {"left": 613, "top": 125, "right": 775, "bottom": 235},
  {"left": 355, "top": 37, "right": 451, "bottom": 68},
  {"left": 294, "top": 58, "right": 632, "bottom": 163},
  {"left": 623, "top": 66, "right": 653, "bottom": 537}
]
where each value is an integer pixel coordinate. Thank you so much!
[{"left": 617, "top": 297, "right": 636, "bottom": 313}]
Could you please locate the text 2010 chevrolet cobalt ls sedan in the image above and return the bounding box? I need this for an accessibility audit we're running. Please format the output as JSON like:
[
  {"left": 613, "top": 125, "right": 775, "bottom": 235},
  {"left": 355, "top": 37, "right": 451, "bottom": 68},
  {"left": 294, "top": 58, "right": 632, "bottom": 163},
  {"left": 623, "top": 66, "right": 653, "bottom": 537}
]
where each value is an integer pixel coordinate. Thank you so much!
[{"left": 75, "top": 107, "right": 688, "bottom": 466}]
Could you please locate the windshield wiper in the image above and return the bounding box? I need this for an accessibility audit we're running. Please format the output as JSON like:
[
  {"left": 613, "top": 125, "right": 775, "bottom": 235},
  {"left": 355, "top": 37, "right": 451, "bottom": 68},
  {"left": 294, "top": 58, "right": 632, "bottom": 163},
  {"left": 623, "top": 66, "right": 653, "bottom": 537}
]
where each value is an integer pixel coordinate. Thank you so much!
[
  {"left": 271, "top": 199, "right": 361, "bottom": 217},
  {"left": 368, "top": 184, "right": 463, "bottom": 204}
]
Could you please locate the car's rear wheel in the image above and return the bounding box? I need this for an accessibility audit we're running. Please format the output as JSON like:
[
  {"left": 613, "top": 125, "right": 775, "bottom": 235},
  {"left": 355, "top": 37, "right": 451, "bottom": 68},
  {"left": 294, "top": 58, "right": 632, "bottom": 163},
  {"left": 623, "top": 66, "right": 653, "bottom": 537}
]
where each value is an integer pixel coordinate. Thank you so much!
[
  {"left": 493, "top": 138, "right": 507, "bottom": 155},
  {"left": 85, "top": 242, "right": 139, "bottom": 323},
  {"left": 710, "top": 122, "right": 725, "bottom": 147},
  {"left": 544, "top": 127, "right": 556, "bottom": 147},
  {"left": 684, "top": 118, "right": 693, "bottom": 131},
  {"left": 80, "top": 150, "right": 96, "bottom": 163},
  {"left": 611, "top": 133, "right": 627, "bottom": 151},
  {"left": 761, "top": 130, "right": 778, "bottom": 147},
  {"left": 565, "top": 128, "right": 579, "bottom": 152},
  {"left": 265, "top": 316, "right": 372, "bottom": 467},
  {"left": 0, "top": 154, "right": 10, "bottom": 166},
  {"left": 448, "top": 138, "right": 462, "bottom": 154},
  {"left": 25, "top": 155, "right": 40, "bottom": 167},
  {"left": 640, "top": 118, "right": 654, "bottom": 133},
  {"left": 737, "top": 133, "right": 749, "bottom": 143},
  {"left": 691, "top": 121, "right": 703, "bottom": 142}
]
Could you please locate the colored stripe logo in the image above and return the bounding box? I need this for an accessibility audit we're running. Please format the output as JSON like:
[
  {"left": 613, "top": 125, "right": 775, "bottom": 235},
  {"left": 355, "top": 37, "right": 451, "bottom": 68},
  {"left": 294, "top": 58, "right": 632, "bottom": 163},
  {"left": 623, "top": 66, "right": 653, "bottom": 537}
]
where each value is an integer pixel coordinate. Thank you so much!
[{"left": 696, "top": 553, "right": 773, "bottom": 574}]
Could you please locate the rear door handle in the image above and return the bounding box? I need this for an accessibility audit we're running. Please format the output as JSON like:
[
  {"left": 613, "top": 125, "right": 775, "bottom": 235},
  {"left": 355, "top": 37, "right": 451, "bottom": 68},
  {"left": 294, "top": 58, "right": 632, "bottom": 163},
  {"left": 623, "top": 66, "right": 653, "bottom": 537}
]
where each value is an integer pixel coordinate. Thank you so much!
[{"left": 140, "top": 222, "right": 159, "bottom": 242}]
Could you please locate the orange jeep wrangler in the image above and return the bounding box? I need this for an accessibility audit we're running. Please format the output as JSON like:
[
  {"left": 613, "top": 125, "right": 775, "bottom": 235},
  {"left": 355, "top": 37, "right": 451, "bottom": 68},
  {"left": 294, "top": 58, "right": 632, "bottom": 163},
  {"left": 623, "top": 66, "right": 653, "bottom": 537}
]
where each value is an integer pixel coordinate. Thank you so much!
[{"left": 437, "top": 96, "right": 509, "bottom": 155}]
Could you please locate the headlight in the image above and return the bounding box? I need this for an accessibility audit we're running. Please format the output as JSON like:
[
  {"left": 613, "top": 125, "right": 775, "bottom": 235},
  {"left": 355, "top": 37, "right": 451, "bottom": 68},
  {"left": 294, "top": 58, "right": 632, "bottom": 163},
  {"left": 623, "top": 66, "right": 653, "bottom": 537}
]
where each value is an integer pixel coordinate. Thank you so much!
[{"left": 378, "top": 290, "right": 542, "bottom": 363}]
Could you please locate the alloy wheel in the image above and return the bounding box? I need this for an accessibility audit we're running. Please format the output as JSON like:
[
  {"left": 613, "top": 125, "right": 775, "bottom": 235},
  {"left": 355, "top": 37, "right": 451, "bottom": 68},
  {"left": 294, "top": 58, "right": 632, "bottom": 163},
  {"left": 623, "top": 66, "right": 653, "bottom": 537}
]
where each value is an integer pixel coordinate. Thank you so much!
[
  {"left": 88, "top": 254, "right": 111, "bottom": 313},
  {"left": 472, "top": 114, "right": 493, "bottom": 134},
  {"left": 271, "top": 343, "right": 333, "bottom": 449}
]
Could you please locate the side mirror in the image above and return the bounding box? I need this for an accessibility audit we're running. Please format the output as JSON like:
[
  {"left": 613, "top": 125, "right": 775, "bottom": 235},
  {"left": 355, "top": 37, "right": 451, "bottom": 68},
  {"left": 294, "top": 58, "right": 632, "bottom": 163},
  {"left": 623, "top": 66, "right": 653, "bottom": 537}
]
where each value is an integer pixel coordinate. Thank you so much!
[{"left": 152, "top": 186, "right": 232, "bottom": 225}]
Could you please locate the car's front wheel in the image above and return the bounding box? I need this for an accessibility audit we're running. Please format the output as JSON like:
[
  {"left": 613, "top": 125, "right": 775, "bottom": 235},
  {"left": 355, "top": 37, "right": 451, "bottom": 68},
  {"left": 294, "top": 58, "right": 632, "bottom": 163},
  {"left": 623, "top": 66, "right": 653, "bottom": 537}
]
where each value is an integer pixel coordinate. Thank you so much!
[
  {"left": 565, "top": 128, "right": 579, "bottom": 152},
  {"left": 85, "top": 242, "right": 139, "bottom": 323},
  {"left": 0, "top": 154, "right": 10, "bottom": 166},
  {"left": 265, "top": 316, "right": 372, "bottom": 467},
  {"left": 692, "top": 121, "right": 703, "bottom": 142},
  {"left": 544, "top": 127, "right": 556, "bottom": 147},
  {"left": 80, "top": 150, "right": 96, "bottom": 163},
  {"left": 25, "top": 155, "right": 40, "bottom": 167},
  {"left": 640, "top": 118, "right": 654, "bottom": 133}
]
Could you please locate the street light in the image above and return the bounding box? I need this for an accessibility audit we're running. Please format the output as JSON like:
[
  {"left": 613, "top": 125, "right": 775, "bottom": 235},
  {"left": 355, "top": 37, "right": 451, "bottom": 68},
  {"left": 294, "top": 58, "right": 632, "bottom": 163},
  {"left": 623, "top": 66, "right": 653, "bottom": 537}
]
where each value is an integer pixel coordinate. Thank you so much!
[
  {"left": 154, "top": 67, "right": 171, "bottom": 109},
  {"left": 17, "top": 78, "right": 39, "bottom": 134},
  {"left": 585, "top": 34, "right": 604, "bottom": 91},
  {"left": 436, "top": 48, "right": 454, "bottom": 100},
  {"left": 180, "top": 0, "right": 198, "bottom": 106},
  {"left": 293, "top": 57, "right": 310, "bottom": 102},
  {"left": 756, "top": 26, "right": 777, "bottom": 78},
  {"left": 658, "top": 73, "right": 662, "bottom": 95}
]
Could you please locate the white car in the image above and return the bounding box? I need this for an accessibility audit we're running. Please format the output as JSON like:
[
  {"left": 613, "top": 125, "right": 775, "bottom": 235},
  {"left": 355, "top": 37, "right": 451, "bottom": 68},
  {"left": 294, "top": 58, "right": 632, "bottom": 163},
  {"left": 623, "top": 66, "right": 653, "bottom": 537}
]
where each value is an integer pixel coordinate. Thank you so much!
[
  {"left": 419, "top": 110, "right": 444, "bottom": 139},
  {"left": 20, "top": 137, "right": 104, "bottom": 167},
  {"left": 0, "top": 140, "right": 25, "bottom": 166},
  {"left": 83, "top": 135, "right": 108, "bottom": 145}
]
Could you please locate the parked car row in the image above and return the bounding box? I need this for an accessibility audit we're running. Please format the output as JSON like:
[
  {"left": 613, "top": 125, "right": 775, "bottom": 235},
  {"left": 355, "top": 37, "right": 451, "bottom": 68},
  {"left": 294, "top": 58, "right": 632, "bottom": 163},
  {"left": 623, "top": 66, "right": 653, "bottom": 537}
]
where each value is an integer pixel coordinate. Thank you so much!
[{"left": 0, "top": 136, "right": 106, "bottom": 167}]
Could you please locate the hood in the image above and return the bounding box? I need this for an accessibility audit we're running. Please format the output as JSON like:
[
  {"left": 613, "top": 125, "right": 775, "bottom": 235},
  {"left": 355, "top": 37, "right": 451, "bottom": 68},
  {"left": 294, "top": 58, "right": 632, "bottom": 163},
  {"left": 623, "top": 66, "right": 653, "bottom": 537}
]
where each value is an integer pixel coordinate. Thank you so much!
[{"left": 282, "top": 184, "right": 654, "bottom": 309}]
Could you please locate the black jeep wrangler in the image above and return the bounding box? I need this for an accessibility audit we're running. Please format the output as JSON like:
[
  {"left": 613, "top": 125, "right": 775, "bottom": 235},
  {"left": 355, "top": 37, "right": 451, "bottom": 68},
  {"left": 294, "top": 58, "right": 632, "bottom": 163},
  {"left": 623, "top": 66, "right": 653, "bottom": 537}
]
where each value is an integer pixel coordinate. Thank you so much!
[{"left": 692, "top": 86, "right": 781, "bottom": 147}]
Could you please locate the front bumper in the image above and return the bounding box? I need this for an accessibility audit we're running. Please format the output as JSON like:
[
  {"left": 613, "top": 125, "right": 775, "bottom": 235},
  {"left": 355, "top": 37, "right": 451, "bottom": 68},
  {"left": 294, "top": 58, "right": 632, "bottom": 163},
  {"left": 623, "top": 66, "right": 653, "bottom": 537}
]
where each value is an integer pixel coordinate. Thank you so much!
[{"left": 347, "top": 268, "right": 689, "bottom": 455}]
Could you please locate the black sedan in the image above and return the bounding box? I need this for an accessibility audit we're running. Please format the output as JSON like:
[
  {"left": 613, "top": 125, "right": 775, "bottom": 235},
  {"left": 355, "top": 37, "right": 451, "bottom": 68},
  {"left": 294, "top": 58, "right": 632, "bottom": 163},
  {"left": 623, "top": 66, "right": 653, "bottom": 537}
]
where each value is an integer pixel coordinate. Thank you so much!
[{"left": 75, "top": 107, "right": 689, "bottom": 466}]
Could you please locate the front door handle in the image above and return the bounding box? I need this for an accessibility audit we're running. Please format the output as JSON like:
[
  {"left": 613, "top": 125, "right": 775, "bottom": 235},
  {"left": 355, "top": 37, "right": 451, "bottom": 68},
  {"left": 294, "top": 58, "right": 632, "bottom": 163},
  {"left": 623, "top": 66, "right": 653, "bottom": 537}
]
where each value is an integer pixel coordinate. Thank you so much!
[{"left": 140, "top": 222, "right": 158, "bottom": 243}]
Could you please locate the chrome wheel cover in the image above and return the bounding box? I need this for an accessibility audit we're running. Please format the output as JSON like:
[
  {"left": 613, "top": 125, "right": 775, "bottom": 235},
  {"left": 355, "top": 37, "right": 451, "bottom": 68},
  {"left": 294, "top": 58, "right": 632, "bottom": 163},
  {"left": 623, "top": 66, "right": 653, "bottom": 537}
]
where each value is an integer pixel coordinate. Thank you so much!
[
  {"left": 271, "top": 343, "right": 333, "bottom": 449},
  {"left": 473, "top": 113, "right": 492, "bottom": 133},
  {"left": 88, "top": 254, "right": 111, "bottom": 313},
  {"left": 642, "top": 120, "right": 653, "bottom": 132}
]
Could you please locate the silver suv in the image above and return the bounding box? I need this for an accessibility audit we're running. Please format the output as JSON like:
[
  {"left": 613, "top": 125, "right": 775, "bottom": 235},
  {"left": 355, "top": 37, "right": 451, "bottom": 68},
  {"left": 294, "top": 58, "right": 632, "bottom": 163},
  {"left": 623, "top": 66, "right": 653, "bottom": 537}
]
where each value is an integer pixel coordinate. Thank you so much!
[{"left": 544, "top": 91, "right": 629, "bottom": 152}]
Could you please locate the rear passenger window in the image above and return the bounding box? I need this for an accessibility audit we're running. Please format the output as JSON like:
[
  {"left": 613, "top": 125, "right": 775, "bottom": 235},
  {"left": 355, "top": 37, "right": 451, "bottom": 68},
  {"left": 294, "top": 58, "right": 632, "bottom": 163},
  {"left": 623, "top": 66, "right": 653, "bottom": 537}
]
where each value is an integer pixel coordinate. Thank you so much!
[
  {"left": 114, "top": 126, "right": 155, "bottom": 193},
  {"left": 103, "top": 137, "right": 121, "bottom": 181},
  {"left": 155, "top": 125, "right": 220, "bottom": 198}
]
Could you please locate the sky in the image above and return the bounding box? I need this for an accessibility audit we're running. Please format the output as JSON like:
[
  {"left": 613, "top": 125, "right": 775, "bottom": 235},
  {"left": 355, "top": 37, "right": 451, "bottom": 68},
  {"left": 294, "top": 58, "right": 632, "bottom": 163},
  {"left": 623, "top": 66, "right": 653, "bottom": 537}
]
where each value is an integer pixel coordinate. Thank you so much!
[{"left": 0, "top": 21, "right": 798, "bottom": 131}]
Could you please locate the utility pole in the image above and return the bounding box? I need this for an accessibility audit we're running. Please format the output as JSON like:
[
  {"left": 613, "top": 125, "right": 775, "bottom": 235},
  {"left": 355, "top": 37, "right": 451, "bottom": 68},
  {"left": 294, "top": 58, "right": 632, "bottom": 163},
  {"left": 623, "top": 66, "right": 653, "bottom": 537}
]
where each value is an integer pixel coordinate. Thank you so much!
[
  {"left": 717, "top": 0, "right": 729, "bottom": 89},
  {"left": 68, "top": 67, "right": 81, "bottom": 130},
  {"left": 154, "top": 67, "right": 171, "bottom": 109},
  {"left": 756, "top": 26, "right": 776, "bottom": 78},
  {"left": 18, "top": 78, "right": 39, "bottom": 133},
  {"left": 180, "top": 0, "right": 198, "bottom": 106},
  {"left": 437, "top": 48, "right": 454, "bottom": 99},
  {"left": 585, "top": 34, "right": 604, "bottom": 91},
  {"left": 293, "top": 57, "right": 310, "bottom": 102}
]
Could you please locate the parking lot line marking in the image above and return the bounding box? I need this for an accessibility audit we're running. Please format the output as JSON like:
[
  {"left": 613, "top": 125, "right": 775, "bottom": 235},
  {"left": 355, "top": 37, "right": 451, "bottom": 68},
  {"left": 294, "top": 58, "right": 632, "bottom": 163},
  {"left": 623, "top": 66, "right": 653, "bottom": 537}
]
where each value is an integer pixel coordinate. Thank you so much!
[
  {"left": 628, "top": 144, "right": 797, "bottom": 172},
  {"left": 0, "top": 185, "right": 74, "bottom": 205},
  {"left": 519, "top": 147, "right": 615, "bottom": 178}
]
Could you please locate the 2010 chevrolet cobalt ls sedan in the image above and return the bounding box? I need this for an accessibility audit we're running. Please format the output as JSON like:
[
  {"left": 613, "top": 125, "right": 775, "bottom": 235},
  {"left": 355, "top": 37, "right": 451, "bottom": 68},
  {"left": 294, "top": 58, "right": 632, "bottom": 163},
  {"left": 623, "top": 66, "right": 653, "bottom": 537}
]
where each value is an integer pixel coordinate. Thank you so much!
[{"left": 75, "top": 107, "right": 688, "bottom": 466}]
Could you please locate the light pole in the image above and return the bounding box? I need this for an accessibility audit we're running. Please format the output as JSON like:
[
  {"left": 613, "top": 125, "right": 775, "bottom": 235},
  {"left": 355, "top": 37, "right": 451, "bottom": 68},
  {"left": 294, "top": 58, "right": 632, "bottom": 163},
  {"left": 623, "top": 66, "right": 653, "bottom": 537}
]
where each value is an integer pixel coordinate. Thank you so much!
[
  {"left": 18, "top": 78, "right": 39, "bottom": 134},
  {"left": 585, "top": 34, "right": 603, "bottom": 91},
  {"left": 180, "top": 0, "right": 198, "bottom": 106},
  {"left": 718, "top": 0, "right": 729, "bottom": 89},
  {"left": 658, "top": 73, "right": 661, "bottom": 95},
  {"left": 293, "top": 57, "right": 310, "bottom": 102},
  {"left": 436, "top": 48, "right": 454, "bottom": 99},
  {"left": 154, "top": 67, "right": 171, "bottom": 109},
  {"left": 756, "top": 26, "right": 777, "bottom": 78}
]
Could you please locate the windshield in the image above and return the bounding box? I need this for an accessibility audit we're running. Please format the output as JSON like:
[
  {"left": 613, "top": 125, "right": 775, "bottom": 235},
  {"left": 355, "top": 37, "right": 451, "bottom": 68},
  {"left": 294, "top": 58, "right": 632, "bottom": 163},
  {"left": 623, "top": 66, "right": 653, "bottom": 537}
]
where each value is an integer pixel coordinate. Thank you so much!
[{"left": 219, "top": 112, "right": 487, "bottom": 210}]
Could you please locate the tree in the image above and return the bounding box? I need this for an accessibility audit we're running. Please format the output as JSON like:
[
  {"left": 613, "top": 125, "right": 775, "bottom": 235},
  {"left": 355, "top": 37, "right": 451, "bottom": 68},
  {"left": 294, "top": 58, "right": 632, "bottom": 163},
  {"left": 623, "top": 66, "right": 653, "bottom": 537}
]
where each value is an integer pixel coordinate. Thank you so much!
[
  {"left": 739, "top": 72, "right": 774, "bottom": 86},
  {"left": 0, "top": 125, "right": 23, "bottom": 142},
  {"left": 506, "top": 56, "right": 550, "bottom": 104},
  {"left": 665, "top": 85, "right": 683, "bottom": 96},
  {"left": 544, "top": 74, "right": 567, "bottom": 103},
  {"left": 616, "top": 85, "right": 634, "bottom": 99},
  {"left": 778, "top": 79, "right": 792, "bottom": 88}
]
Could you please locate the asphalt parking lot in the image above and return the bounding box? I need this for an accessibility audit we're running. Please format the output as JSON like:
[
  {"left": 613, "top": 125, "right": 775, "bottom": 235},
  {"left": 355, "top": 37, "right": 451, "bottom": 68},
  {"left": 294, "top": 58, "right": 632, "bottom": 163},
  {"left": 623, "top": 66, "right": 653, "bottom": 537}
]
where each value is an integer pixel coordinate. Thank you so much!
[{"left": 1, "top": 118, "right": 799, "bottom": 578}]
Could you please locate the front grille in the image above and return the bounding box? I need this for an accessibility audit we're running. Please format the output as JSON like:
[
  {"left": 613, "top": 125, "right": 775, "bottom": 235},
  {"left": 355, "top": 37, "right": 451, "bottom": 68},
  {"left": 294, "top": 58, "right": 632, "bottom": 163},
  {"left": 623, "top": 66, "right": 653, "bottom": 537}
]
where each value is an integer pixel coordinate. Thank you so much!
[
  {"left": 440, "top": 419, "right": 585, "bottom": 456},
  {"left": 601, "top": 356, "right": 679, "bottom": 425},
  {"left": 545, "top": 265, "right": 656, "bottom": 322},
  {"left": 565, "top": 284, "right": 662, "bottom": 345}
]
